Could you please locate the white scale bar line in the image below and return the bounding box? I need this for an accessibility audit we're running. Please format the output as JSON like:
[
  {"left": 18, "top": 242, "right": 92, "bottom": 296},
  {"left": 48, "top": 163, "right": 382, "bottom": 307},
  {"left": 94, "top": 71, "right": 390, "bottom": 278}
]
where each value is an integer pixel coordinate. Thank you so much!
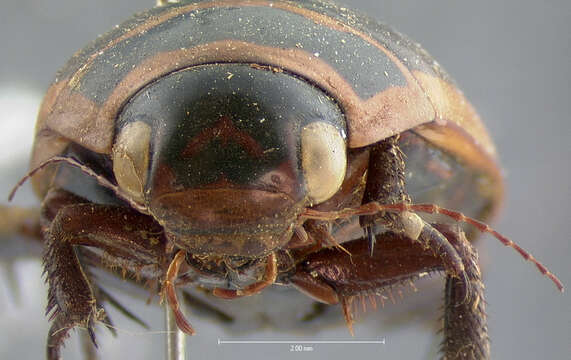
[{"left": 218, "top": 338, "right": 385, "bottom": 345}]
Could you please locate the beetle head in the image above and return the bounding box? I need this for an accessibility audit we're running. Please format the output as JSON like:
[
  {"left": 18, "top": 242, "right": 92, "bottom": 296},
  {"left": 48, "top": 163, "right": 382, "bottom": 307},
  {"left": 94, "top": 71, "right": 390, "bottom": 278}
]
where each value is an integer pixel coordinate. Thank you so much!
[{"left": 112, "top": 64, "right": 347, "bottom": 256}]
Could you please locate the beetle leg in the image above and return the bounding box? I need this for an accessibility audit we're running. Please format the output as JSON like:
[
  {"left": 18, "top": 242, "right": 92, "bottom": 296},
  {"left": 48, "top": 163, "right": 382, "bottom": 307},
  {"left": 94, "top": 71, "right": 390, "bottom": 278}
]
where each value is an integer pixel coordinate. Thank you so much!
[
  {"left": 358, "top": 136, "right": 466, "bottom": 281},
  {"left": 212, "top": 252, "right": 278, "bottom": 299},
  {"left": 289, "top": 270, "right": 340, "bottom": 305},
  {"left": 435, "top": 224, "right": 490, "bottom": 360},
  {"left": 304, "top": 202, "right": 564, "bottom": 291},
  {"left": 44, "top": 210, "right": 102, "bottom": 360},
  {"left": 411, "top": 216, "right": 466, "bottom": 283},
  {"left": 289, "top": 226, "right": 489, "bottom": 359},
  {"left": 291, "top": 231, "right": 445, "bottom": 296},
  {"left": 359, "top": 135, "right": 410, "bottom": 255},
  {"left": 41, "top": 189, "right": 166, "bottom": 359},
  {"left": 289, "top": 231, "right": 443, "bottom": 326}
]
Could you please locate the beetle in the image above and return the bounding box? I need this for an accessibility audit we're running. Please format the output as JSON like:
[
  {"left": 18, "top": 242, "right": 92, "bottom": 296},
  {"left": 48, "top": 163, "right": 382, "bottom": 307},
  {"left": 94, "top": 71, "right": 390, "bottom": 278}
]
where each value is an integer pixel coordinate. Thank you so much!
[{"left": 3, "top": 0, "right": 563, "bottom": 359}]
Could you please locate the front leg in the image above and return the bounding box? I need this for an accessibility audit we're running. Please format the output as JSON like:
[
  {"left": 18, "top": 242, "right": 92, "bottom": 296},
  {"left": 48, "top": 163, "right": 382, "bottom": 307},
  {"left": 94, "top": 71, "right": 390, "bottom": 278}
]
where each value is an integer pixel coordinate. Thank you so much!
[
  {"left": 41, "top": 189, "right": 166, "bottom": 360},
  {"left": 437, "top": 224, "right": 489, "bottom": 359},
  {"left": 296, "top": 135, "right": 489, "bottom": 359},
  {"left": 289, "top": 226, "right": 488, "bottom": 359},
  {"left": 359, "top": 135, "right": 409, "bottom": 253},
  {"left": 362, "top": 137, "right": 488, "bottom": 359},
  {"left": 357, "top": 136, "right": 468, "bottom": 281}
]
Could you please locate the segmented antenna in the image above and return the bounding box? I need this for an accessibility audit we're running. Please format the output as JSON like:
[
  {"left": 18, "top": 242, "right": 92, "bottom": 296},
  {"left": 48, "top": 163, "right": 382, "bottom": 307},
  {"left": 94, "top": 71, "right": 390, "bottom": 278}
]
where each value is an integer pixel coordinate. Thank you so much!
[
  {"left": 302, "top": 202, "right": 564, "bottom": 292},
  {"left": 8, "top": 156, "right": 148, "bottom": 214}
]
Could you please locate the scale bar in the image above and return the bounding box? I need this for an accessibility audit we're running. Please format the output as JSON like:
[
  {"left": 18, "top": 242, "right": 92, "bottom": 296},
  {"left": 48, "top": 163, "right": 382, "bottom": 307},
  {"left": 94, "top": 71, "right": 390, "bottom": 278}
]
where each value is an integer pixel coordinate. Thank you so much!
[{"left": 218, "top": 338, "right": 385, "bottom": 345}]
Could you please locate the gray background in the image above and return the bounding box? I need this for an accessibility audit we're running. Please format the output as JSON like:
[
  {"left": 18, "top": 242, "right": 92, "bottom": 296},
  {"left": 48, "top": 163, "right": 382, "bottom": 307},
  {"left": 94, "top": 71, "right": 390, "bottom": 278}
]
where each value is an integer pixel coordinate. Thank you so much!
[{"left": 0, "top": 0, "right": 569, "bottom": 359}]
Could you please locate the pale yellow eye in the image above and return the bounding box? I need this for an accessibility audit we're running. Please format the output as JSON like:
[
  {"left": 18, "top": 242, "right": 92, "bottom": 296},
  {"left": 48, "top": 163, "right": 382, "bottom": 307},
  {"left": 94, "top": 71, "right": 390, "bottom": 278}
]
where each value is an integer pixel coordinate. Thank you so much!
[
  {"left": 112, "top": 121, "right": 151, "bottom": 203},
  {"left": 301, "top": 121, "right": 347, "bottom": 204}
]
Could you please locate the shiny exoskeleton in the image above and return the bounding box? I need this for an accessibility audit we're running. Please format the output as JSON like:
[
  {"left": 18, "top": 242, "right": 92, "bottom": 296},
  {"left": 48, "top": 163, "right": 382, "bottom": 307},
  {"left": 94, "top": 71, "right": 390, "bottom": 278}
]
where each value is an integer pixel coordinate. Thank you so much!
[{"left": 4, "top": 1, "right": 563, "bottom": 359}]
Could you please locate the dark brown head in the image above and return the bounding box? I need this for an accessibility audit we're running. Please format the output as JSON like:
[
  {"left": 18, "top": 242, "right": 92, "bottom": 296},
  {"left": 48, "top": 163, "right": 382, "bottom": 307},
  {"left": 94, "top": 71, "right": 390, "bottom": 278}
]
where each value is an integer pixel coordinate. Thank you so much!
[{"left": 112, "top": 64, "right": 347, "bottom": 256}]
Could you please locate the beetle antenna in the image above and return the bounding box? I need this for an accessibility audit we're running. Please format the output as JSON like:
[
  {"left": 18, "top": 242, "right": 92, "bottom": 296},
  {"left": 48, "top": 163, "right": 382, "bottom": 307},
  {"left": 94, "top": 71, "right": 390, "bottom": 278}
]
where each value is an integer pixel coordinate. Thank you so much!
[
  {"left": 8, "top": 156, "right": 149, "bottom": 214},
  {"left": 302, "top": 202, "right": 564, "bottom": 292}
]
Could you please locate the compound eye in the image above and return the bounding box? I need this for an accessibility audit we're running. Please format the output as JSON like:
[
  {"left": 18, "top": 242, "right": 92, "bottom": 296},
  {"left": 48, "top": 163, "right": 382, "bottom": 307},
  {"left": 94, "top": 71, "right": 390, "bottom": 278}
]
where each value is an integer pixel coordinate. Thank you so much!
[
  {"left": 112, "top": 121, "right": 151, "bottom": 203},
  {"left": 301, "top": 121, "right": 347, "bottom": 204}
]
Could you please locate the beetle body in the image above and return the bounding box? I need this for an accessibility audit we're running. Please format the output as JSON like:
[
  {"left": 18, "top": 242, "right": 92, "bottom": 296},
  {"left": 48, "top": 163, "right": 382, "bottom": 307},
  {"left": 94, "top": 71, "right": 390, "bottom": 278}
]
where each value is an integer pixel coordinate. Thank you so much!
[{"left": 15, "top": 1, "right": 559, "bottom": 359}]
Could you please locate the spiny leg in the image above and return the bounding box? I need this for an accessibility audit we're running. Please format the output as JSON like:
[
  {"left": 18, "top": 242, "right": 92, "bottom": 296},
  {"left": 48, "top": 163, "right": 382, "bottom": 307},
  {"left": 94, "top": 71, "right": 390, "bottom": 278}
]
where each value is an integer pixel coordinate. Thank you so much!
[
  {"left": 359, "top": 135, "right": 410, "bottom": 254},
  {"left": 436, "top": 224, "right": 489, "bottom": 360},
  {"left": 357, "top": 135, "right": 469, "bottom": 314},
  {"left": 298, "top": 136, "right": 479, "bottom": 353},
  {"left": 290, "top": 226, "right": 489, "bottom": 359},
  {"left": 289, "top": 231, "right": 444, "bottom": 334},
  {"left": 303, "top": 202, "right": 564, "bottom": 292},
  {"left": 41, "top": 189, "right": 165, "bottom": 360},
  {"left": 44, "top": 211, "right": 102, "bottom": 360},
  {"left": 356, "top": 136, "right": 465, "bottom": 277}
]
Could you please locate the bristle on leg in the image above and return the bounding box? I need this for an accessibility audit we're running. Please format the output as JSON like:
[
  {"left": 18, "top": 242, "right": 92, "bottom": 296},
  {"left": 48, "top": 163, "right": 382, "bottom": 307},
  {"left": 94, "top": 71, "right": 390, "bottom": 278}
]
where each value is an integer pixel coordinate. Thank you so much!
[{"left": 341, "top": 297, "right": 355, "bottom": 336}]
